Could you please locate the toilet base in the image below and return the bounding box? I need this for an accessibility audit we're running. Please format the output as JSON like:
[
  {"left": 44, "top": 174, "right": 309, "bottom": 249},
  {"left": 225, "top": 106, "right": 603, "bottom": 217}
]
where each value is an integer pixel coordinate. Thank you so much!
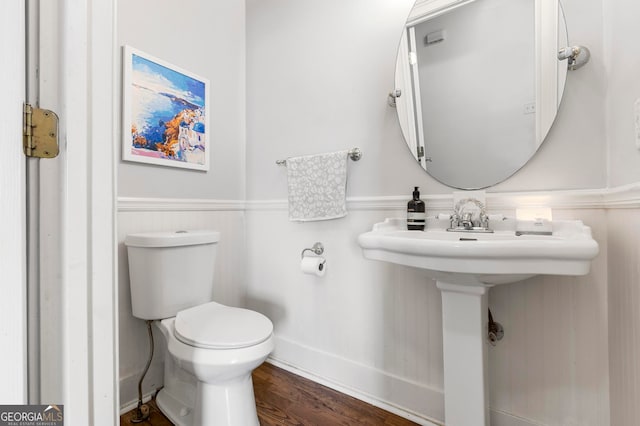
[
  {"left": 156, "top": 375, "right": 260, "bottom": 426},
  {"left": 156, "top": 389, "right": 194, "bottom": 426},
  {"left": 152, "top": 318, "right": 270, "bottom": 426}
]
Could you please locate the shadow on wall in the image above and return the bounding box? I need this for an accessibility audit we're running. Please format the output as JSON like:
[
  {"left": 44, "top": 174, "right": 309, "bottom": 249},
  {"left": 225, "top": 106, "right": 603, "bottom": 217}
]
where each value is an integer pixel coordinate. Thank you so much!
[
  {"left": 245, "top": 295, "right": 288, "bottom": 330},
  {"left": 380, "top": 264, "right": 444, "bottom": 387}
]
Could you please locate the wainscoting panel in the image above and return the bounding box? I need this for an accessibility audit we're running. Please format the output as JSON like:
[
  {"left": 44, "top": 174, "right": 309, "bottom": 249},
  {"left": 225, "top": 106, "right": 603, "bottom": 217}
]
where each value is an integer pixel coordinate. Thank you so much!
[
  {"left": 607, "top": 209, "right": 640, "bottom": 426},
  {"left": 268, "top": 337, "right": 442, "bottom": 426},
  {"left": 245, "top": 207, "right": 445, "bottom": 422},
  {"left": 245, "top": 205, "right": 610, "bottom": 425},
  {"left": 116, "top": 193, "right": 616, "bottom": 425},
  {"left": 489, "top": 209, "right": 609, "bottom": 426}
]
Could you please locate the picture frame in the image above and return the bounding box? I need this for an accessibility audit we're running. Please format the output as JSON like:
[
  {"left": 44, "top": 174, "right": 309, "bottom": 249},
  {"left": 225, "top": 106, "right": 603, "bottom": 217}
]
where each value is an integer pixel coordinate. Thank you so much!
[{"left": 122, "top": 45, "right": 210, "bottom": 171}]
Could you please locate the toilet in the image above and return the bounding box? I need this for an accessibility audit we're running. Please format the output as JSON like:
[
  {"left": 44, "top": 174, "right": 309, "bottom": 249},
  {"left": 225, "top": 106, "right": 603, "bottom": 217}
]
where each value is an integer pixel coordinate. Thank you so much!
[{"left": 125, "top": 230, "right": 274, "bottom": 426}]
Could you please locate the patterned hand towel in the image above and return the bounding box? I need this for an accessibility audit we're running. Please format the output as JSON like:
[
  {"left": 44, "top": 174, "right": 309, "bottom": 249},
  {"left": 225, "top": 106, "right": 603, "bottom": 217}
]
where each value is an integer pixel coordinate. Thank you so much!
[{"left": 286, "top": 150, "right": 349, "bottom": 221}]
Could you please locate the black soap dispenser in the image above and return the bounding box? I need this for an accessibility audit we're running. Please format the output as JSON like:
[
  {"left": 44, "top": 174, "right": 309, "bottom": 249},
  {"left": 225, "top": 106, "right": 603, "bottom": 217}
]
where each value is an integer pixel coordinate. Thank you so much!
[{"left": 407, "top": 186, "right": 426, "bottom": 230}]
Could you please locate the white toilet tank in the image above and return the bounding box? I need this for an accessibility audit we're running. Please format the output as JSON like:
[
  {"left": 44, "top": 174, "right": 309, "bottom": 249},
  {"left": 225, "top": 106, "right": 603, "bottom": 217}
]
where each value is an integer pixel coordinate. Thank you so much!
[{"left": 125, "top": 230, "right": 220, "bottom": 320}]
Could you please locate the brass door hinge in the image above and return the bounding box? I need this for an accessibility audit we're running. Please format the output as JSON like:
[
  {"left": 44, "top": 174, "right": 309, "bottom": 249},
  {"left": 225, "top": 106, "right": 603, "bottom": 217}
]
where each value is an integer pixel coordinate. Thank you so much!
[{"left": 23, "top": 103, "right": 59, "bottom": 158}]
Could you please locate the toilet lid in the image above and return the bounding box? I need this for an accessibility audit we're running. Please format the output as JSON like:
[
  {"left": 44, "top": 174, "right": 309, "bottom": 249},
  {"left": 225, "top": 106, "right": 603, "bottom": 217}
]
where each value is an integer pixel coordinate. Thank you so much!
[{"left": 174, "top": 302, "right": 273, "bottom": 349}]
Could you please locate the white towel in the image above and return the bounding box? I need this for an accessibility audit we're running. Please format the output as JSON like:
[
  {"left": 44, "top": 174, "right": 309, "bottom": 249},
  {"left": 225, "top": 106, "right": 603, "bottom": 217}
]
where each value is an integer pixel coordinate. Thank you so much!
[{"left": 286, "top": 150, "right": 349, "bottom": 221}]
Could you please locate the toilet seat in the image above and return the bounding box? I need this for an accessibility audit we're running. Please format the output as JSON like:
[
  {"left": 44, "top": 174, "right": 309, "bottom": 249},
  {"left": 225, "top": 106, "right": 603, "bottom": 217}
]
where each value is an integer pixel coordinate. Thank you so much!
[{"left": 174, "top": 301, "right": 273, "bottom": 349}]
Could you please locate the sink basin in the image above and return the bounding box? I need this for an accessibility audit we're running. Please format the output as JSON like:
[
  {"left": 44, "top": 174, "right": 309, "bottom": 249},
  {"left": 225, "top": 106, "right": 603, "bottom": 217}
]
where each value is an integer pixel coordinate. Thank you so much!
[
  {"left": 358, "top": 218, "right": 599, "bottom": 285},
  {"left": 358, "top": 217, "right": 599, "bottom": 426}
]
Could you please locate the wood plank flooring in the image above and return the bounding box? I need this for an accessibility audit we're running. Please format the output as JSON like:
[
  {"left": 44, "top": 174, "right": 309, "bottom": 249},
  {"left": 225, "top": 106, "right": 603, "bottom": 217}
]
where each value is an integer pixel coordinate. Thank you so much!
[{"left": 120, "top": 362, "right": 419, "bottom": 425}]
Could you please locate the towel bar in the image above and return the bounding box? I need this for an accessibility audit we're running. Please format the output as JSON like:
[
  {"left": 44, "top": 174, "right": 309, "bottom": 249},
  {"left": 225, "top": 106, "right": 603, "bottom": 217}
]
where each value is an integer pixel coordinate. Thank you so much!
[{"left": 276, "top": 147, "right": 362, "bottom": 166}]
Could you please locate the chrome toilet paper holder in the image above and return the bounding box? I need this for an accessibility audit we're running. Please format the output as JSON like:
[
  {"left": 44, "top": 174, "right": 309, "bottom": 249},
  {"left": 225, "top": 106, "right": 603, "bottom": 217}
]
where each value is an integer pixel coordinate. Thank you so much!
[{"left": 301, "top": 242, "right": 324, "bottom": 259}]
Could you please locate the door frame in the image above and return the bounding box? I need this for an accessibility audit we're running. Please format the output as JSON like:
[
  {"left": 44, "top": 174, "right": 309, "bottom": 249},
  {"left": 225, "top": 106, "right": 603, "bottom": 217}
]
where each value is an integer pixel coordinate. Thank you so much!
[
  {"left": 0, "top": 0, "right": 28, "bottom": 404},
  {"left": 58, "top": 0, "right": 118, "bottom": 423},
  {"left": 32, "top": 0, "right": 118, "bottom": 423}
]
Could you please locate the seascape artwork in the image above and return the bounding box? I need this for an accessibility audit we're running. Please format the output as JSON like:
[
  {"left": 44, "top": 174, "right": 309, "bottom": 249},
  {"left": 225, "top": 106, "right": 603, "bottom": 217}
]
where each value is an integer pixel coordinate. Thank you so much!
[{"left": 122, "top": 46, "right": 210, "bottom": 170}]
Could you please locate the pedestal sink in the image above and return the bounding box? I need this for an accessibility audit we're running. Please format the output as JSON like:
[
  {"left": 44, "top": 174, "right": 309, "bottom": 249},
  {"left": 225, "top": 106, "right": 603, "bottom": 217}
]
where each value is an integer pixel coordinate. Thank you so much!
[{"left": 357, "top": 218, "right": 599, "bottom": 426}]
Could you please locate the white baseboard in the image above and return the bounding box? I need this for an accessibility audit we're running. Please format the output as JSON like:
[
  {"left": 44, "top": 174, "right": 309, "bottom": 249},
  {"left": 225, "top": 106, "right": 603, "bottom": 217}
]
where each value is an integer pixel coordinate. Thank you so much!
[
  {"left": 268, "top": 336, "right": 548, "bottom": 426},
  {"left": 118, "top": 363, "right": 164, "bottom": 414},
  {"left": 118, "top": 334, "right": 549, "bottom": 425},
  {"left": 490, "top": 409, "right": 543, "bottom": 426},
  {"left": 119, "top": 389, "right": 158, "bottom": 416},
  {"left": 268, "top": 335, "right": 444, "bottom": 426}
]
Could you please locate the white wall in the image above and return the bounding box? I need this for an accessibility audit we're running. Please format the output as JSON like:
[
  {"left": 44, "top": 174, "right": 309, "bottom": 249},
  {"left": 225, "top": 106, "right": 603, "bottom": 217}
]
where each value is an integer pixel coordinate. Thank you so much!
[
  {"left": 116, "top": 0, "right": 246, "bottom": 409},
  {"left": 602, "top": 1, "right": 640, "bottom": 424},
  {"left": 604, "top": 0, "right": 640, "bottom": 186},
  {"left": 245, "top": 0, "right": 612, "bottom": 424},
  {"left": 504, "top": 0, "right": 607, "bottom": 192},
  {"left": 246, "top": 0, "right": 607, "bottom": 199},
  {"left": 111, "top": 0, "right": 640, "bottom": 424},
  {"left": 118, "top": 0, "right": 246, "bottom": 200},
  {"left": 246, "top": 0, "right": 445, "bottom": 198}
]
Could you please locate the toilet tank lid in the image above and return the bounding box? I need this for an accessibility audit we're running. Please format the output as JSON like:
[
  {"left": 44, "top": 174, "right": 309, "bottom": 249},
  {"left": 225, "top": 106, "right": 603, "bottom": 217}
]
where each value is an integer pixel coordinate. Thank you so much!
[{"left": 125, "top": 230, "right": 220, "bottom": 248}]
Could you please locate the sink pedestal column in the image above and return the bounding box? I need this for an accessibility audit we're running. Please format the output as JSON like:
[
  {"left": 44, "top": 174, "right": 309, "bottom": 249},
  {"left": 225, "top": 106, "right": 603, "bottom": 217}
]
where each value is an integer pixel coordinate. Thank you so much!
[{"left": 436, "top": 281, "right": 490, "bottom": 426}]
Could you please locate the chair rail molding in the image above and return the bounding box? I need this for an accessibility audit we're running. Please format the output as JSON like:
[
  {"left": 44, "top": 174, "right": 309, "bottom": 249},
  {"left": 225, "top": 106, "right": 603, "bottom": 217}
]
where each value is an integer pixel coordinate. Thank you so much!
[
  {"left": 117, "top": 197, "right": 246, "bottom": 212},
  {"left": 118, "top": 184, "right": 640, "bottom": 213}
]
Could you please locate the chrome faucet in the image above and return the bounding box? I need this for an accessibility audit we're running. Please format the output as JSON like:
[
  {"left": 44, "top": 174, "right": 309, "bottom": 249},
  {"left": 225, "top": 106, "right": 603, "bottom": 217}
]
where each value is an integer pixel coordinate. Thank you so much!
[
  {"left": 461, "top": 212, "right": 473, "bottom": 230},
  {"left": 447, "top": 198, "right": 493, "bottom": 233}
]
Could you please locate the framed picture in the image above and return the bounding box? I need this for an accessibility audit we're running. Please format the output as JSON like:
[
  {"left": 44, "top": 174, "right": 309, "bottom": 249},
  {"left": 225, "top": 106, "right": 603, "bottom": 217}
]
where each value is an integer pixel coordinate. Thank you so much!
[{"left": 122, "top": 45, "right": 210, "bottom": 171}]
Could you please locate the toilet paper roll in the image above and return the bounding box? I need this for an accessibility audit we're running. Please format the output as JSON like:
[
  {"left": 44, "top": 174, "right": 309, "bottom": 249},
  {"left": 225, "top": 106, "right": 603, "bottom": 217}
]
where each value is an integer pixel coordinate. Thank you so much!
[{"left": 300, "top": 256, "right": 326, "bottom": 277}]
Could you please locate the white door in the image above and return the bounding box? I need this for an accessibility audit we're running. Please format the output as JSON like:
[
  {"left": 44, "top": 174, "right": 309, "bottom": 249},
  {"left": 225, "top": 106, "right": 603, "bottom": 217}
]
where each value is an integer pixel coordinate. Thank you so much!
[{"left": 0, "top": 0, "right": 28, "bottom": 404}]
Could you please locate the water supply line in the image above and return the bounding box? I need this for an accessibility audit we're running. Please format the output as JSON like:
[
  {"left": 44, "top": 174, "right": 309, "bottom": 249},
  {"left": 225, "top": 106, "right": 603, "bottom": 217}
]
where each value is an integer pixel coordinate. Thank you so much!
[
  {"left": 488, "top": 309, "right": 504, "bottom": 346},
  {"left": 131, "top": 320, "right": 154, "bottom": 423}
]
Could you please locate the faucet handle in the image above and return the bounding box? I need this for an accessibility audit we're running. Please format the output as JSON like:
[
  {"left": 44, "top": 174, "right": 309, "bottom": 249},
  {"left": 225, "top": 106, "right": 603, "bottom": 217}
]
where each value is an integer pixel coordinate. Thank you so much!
[
  {"left": 450, "top": 214, "right": 459, "bottom": 228},
  {"left": 479, "top": 212, "right": 489, "bottom": 228}
]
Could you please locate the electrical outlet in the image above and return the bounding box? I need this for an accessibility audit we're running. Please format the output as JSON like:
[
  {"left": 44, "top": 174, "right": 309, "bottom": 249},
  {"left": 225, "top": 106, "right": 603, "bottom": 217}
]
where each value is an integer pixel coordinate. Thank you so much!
[
  {"left": 635, "top": 98, "right": 640, "bottom": 150},
  {"left": 523, "top": 102, "right": 536, "bottom": 114}
]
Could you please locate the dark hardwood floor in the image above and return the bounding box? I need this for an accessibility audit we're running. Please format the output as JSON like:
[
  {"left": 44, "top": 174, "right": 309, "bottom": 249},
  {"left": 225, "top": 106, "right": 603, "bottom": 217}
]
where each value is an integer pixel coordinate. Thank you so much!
[{"left": 120, "top": 363, "right": 419, "bottom": 425}]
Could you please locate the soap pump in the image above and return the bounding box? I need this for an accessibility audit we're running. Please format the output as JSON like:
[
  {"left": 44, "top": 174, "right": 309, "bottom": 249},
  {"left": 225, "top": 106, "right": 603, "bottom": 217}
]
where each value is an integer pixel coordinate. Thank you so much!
[{"left": 407, "top": 186, "right": 426, "bottom": 230}]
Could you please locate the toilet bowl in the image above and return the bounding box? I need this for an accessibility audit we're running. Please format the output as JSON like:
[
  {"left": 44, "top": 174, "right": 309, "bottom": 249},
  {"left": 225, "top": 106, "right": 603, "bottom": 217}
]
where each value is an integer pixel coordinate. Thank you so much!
[
  {"left": 154, "top": 303, "right": 274, "bottom": 426},
  {"left": 125, "top": 230, "right": 274, "bottom": 426}
]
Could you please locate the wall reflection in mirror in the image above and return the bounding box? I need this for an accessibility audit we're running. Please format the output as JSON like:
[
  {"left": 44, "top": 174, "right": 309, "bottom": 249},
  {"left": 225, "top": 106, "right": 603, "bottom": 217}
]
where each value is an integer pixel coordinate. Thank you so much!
[{"left": 395, "top": 0, "right": 568, "bottom": 189}]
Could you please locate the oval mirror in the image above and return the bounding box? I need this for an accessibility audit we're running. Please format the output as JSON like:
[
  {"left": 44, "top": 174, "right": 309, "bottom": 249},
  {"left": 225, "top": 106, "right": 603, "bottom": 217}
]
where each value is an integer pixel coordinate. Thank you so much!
[{"left": 395, "top": 0, "right": 568, "bottom": 189}]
